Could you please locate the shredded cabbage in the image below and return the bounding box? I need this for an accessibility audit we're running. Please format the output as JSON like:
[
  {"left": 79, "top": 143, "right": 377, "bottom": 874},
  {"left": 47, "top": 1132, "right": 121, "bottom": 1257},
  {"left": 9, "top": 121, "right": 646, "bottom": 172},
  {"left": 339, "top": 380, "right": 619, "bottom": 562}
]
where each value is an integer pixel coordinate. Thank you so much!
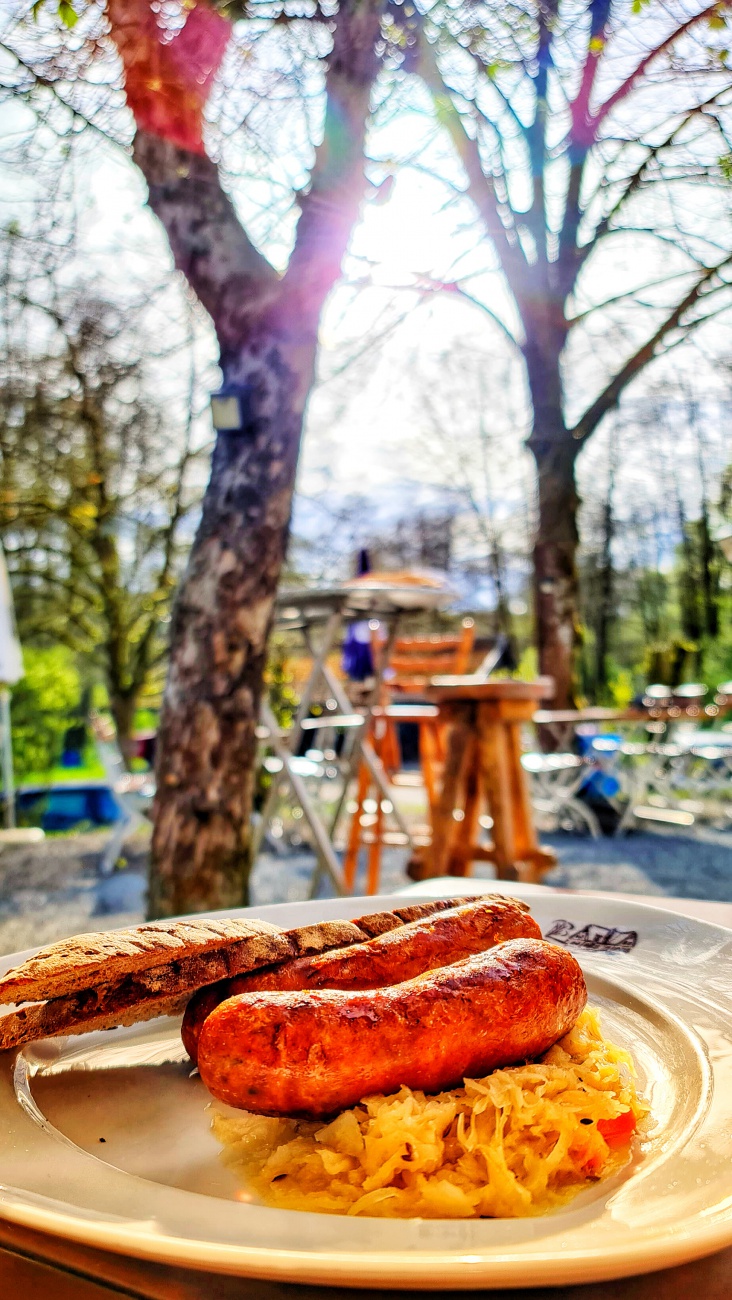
[{"left": 211, "top": 1007, "right": 648, "bottom": 1218}]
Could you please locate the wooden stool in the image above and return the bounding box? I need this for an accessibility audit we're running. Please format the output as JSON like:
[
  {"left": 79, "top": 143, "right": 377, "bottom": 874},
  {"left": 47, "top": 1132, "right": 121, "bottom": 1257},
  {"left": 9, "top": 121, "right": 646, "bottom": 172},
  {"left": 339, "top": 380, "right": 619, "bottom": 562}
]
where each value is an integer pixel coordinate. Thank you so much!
[
  {"left": 417, "top": 678, "right": 557, "bottom": 884},
  {"left": 341, "top": 706, "right": 405, "bottom": 895}
]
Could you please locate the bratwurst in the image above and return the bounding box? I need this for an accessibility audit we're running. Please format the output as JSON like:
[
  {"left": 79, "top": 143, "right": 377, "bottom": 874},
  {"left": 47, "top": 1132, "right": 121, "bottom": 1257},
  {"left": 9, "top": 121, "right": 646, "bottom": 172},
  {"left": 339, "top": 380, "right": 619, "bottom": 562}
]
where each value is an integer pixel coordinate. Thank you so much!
[
  {"left": 197, "top": 938, "right": 587, "bottom": 1117},
  {"left": 182, "top": 898, "right": 540, "bottom": 1063}
]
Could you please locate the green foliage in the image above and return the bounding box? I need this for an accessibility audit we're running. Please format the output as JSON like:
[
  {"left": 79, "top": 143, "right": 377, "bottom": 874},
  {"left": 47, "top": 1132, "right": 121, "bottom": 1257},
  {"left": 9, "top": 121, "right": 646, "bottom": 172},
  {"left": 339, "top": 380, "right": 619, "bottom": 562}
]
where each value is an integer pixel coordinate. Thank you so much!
[
  {"left": 254, "top": 638, "right": 299, "bottom": 808},
  {"left": 607, "top": 670, "right": 634, "bottom": 710},
  {"left": 578, "top": 447, "right": 732, "bottom": 702},
  {"left": 485, "top": 60, "right": 512, "bottom": 79},
  {"left": 516, "top": 644, "right": 538, "bottom": 680},
  {"left": 698, "top": 633, "right": 732, "bottom": 686},
  {"left": 641, "top": 638, "right": 698, "bottom": 688},
  {"left": 635, "top": 571, "right": 670, "bottom": 644},
  {"left": 134, "top": 708, "right": 159, "bottom": 733},
  {"left": 20, "top": 754, "right": 106, "bottom": 787},
  {"left": 10, "top": 646, "right": 81, "bottom": 782},
  {"left": 0, "top": 228, "right": 208, "bottom": 757},
  {"left": 578, "top": 563, "right": 732, "bottom": 700},
  {"left": 708, "top": 5, "right": 729, "bottom": 32},
  {"left": 58, "top": 0, "right": 77, "bottom": 26},
  {"left": 265, "top": 638, "right": 299, "bottom": 731}
]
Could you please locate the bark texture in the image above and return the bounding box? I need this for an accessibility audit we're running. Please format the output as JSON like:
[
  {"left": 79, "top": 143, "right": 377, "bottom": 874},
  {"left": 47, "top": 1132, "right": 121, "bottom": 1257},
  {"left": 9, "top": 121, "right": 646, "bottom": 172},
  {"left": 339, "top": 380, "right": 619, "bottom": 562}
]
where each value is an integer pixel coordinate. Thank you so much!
[
  {"left": 115, "top": 0, "right": 386, "bottom": 916},
  {"left": 594, "top": 443, "right": 618, "bottom": 699},
  {"left": 109, "top": 693, "right": 138, "bottom": 769},
  {"left": 523, "top": 309, "right": 577, "bottom": 710},
  {"left": 149, "top": 323, "right": 315, "bottom": 915},
  {"left": 530, "top": 440, "right": 579, "bottom": 712}
]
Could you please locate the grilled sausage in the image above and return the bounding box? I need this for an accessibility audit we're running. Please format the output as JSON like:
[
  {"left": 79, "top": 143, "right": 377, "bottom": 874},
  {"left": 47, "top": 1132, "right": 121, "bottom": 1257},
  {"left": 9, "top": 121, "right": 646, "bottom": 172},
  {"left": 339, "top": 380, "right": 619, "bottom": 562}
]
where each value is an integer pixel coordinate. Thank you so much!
[
  {"left": 197, "top": 938, "right": 587, "bottom": 1117},
  {"left": 182, "top": 898, "right": 540, "bottom": 1063}
]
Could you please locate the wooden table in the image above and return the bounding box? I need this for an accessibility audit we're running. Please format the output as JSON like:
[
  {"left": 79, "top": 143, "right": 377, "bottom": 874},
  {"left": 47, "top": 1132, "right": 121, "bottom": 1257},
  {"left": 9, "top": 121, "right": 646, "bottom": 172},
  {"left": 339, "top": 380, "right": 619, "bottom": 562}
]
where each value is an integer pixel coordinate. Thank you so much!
[
  {"left": 534, "top": 702, "right": 732, "bottom": 749},
  {"left": 419, "top": 678, "right": 557, "bottom": 883},
  {"left": 1, "top": 1211, "right": 731, "bottom": 1299}
]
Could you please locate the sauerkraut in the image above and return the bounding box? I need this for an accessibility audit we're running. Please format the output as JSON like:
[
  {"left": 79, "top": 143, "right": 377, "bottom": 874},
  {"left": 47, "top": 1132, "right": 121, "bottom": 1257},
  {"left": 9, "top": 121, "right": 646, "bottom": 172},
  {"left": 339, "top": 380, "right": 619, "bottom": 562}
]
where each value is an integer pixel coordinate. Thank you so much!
[{"left": 211, "top": 1007, "right": 648, "bottom": 1218}]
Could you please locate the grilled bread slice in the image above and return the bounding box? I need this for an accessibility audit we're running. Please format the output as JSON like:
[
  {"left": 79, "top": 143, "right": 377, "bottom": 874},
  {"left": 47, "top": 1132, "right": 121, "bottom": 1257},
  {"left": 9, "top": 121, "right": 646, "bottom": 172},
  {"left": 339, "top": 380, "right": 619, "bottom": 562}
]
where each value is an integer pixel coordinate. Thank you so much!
[{"left": 0, "top": 896, "right": 485, "bottom": 1051}]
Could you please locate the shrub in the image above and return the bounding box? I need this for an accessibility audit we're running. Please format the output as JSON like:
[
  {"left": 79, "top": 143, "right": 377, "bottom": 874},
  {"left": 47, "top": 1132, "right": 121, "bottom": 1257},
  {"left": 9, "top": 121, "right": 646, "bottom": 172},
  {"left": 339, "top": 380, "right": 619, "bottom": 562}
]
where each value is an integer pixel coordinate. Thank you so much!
[{"left": 9, "top": 646, "right": 81, "bottom": 781}]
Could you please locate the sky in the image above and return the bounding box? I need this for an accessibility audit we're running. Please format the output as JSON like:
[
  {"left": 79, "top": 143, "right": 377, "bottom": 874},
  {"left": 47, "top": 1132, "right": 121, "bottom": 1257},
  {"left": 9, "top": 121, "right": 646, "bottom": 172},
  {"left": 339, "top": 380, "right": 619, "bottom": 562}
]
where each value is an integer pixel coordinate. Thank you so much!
[{"left": 1, "top": 0, "right": 731, "bottom": 605}]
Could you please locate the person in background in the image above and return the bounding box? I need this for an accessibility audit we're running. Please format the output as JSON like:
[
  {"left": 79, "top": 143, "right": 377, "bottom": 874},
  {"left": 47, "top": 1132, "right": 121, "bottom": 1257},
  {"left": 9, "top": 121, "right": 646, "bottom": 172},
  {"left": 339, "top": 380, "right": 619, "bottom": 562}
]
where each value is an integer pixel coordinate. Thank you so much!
[{"left": 341, "top": 549, "right": 375, "bottom": 684}]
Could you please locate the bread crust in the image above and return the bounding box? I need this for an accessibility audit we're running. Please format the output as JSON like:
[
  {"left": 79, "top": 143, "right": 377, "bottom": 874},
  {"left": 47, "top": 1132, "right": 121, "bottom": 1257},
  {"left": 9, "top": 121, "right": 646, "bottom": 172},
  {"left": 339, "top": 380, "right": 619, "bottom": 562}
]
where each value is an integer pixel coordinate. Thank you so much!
[
  {"left": 0, "top": 917, "right": 287, "bottom": 1005},
  {"left": 0, "top": 988, "right": 193, "bottom": 1050},
  {"left": 0, "top": 897, "right": 487, "bottom": 1051},
  {"left": 353, "top": 896, "right": 486, "bottom": 936}
]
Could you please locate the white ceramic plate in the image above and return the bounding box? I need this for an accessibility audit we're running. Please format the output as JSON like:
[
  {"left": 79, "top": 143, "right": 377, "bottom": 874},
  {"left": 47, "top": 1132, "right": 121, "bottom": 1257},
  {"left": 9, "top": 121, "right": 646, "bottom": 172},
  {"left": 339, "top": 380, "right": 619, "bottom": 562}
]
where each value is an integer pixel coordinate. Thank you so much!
[{"left": 1, "top": 884, "right": 732, "bottom": 1291}]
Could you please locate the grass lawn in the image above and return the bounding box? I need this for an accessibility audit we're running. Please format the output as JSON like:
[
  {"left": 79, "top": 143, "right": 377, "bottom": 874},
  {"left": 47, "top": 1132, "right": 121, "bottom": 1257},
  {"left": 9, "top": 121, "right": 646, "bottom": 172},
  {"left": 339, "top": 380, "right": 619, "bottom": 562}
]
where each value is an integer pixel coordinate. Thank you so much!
[{"left": 19, "top": 758, "right": 107, "bottom": 787}]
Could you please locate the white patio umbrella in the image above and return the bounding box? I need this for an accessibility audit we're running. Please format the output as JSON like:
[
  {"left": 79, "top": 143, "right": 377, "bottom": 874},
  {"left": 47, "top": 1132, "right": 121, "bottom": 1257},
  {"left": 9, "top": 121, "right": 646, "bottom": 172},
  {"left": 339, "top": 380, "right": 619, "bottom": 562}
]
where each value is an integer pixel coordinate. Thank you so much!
[{"left": 0, "top": 541, "right": 23, "bottom": 829}]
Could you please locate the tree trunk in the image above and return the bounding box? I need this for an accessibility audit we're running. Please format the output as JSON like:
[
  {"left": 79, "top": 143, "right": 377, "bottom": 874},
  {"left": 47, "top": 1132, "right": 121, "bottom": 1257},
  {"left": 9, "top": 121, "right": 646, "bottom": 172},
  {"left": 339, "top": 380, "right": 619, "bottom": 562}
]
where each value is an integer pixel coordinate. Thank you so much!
[
  {"left": 109, "top": 693, "right": 138, "bottom": 771},
  {"left": 677, "top": 491, "right": 702, "bottom": 650},
  {"left": 524, "top": 319, "right": 577, "bottom": 710},
  {"left": 692, "top": 410, "right": 719, "bottom": 642},
  {"left": 105, "top": 0, "right": 386, "bottom": 917},
  {"left": 699, "top": 499, "right": 719, "bottom": 641},
  {"left": 530, "top": 441, "right": 580, "bottom": 710},
  {"left": 487, "top": 533, "right": 512, "bottom": 640},
  {"left": 149, "top": 320, "right": 315, "bottom": 917},
  {"left": 595, "top": 444, "right": 617, "bottom": 700}
]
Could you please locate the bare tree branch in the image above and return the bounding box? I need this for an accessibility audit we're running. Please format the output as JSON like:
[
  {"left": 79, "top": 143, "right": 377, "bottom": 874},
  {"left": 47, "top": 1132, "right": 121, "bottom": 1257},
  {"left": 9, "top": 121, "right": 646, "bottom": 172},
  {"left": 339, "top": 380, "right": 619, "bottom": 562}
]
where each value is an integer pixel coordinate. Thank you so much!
[
  {"left": 580, "top": 88, "right": 729, "bottom": 275},
  {"left": 557, "top": 0, "right": 613, "bottom": 298},
  {"left": 132, "top": 132, "right": 280, "bottom": 361},
  {"left": 416, "top": 31, "right": 529, "bottom": 311},
  {"left": 282, "top": 0, "right": 386, "bottom": 329},
  {"left": 416, "top": 276, "right": 521, "bottom": 349},
  {"left": 523, "top": 0, "right": 558, "bottom": 271},
  {"left": 593, "top": 3, "right": 729, "bottom": 130},
  {"left": 571, "top": 254, "right": 732, "bottom": 444}
]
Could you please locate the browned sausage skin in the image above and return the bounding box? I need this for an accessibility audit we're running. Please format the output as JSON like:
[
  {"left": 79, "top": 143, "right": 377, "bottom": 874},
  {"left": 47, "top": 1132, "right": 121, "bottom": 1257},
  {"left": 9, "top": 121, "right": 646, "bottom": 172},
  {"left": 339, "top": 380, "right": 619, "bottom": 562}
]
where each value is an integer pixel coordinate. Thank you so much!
[
  {"left": 197, "top": 939, "right": 587, "bottom": 1117},
  {"left": 182, "top": 899, "right": 540, "bottom": 1063},
  {"left": 241, "top": 899, "right": 541, "bottom": 994}
]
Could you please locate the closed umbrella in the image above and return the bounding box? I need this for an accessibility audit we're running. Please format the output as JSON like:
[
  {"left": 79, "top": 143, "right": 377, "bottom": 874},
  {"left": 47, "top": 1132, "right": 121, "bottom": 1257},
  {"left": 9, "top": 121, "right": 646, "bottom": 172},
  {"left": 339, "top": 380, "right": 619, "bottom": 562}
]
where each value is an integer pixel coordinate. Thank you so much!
[{"left": 0, "top": 541, "right": 23, "bottom": 829}]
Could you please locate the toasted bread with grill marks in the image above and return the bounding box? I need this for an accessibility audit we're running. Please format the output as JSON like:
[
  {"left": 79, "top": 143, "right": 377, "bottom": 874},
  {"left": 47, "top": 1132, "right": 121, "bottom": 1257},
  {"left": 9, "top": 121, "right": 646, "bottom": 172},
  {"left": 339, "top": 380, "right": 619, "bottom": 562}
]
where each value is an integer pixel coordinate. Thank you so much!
[
  {"left": 0, "top": 896, "right": 486, "bottom": 1051},
  {"left": 0, "top": 917, "right": 292, "bottom": 1006}
]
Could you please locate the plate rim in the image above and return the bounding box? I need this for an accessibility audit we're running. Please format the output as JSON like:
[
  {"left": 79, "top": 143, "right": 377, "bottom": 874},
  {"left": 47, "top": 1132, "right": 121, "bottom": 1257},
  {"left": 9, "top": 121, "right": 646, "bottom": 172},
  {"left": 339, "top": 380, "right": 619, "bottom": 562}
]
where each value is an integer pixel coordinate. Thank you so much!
[
  {"left": 1, "top": 1189, "right": 732, "bottom": 1290},
  {"left": 2, "top": 887, "right": 732, "bottom": 1289}
]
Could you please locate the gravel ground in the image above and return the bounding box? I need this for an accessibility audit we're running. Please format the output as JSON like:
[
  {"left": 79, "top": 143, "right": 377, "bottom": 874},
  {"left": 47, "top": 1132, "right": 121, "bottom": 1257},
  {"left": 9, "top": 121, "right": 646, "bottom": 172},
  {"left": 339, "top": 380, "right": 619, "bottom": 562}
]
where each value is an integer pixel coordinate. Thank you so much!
[
  {"left": 0, "top": 830, "right": 148, "bottom": 957},
  {"left": 1, "top": 821, "right": 731, "bottom": 957}
]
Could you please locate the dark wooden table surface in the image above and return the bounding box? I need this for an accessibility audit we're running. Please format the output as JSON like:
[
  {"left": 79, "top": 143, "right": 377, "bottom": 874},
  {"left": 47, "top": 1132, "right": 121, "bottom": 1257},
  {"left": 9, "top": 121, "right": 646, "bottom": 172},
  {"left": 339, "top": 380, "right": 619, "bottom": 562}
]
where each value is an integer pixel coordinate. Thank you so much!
[{"left": 1, "top": 1214, "right": 731, "bottom": 1299}]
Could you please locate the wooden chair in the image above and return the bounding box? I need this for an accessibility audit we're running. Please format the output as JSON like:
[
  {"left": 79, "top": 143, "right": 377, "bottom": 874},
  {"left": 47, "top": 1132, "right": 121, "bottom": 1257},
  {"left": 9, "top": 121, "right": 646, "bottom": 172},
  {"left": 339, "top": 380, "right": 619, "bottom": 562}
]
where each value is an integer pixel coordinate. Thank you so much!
[
  {"left": 387, "top": 619, "right": 476, "bottom": 695},
  {"left": 385, "top": 619, "right": 477, "bottom": 819},
  {"left": 342, "top": 619, "right": 475, "bottom": 893}
]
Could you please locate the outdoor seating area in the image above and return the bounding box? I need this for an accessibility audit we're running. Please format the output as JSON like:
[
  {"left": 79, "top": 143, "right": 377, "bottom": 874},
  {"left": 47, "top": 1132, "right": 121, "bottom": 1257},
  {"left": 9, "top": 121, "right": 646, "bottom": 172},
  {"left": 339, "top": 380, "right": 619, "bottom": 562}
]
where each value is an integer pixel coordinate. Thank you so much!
[
  {"left": 530, "top": 687, "right": 732, "bottom": 838},
  {"left": 252, "top": 603, "right": 732, "bottom": 902}
]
